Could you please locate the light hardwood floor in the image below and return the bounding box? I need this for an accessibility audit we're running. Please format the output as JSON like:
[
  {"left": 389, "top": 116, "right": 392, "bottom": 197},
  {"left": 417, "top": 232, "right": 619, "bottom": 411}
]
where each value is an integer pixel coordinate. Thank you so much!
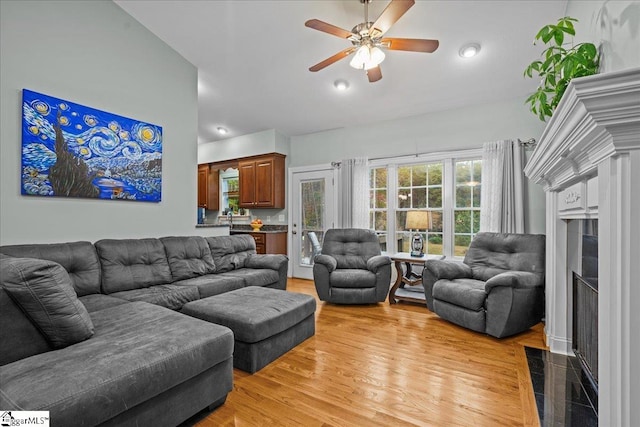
[{"left": 190, "top": 278, "right": 545, "bottom": 427}]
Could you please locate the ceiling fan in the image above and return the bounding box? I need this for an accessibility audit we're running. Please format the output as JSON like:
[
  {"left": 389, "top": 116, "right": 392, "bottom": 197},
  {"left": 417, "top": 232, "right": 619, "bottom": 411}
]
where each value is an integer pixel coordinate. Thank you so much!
[{"left": 305, "top": 0, "right": 439, "bottom": 83}]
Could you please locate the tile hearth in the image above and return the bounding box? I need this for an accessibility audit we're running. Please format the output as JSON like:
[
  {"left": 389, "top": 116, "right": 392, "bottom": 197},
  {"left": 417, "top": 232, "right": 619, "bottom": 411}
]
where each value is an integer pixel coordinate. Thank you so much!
[{"left": 526, "top": 347, "right": 597, "bottom": 426}]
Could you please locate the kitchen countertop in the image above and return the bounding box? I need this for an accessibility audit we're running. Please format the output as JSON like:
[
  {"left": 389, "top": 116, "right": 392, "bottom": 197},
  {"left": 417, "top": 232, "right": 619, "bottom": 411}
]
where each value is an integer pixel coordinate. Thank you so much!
[
  {"left": 230, "top": 229, "right": 287, "bottom": 234},
  {"left": 195, "top": 224, "right": 230, "bottom": 228}
]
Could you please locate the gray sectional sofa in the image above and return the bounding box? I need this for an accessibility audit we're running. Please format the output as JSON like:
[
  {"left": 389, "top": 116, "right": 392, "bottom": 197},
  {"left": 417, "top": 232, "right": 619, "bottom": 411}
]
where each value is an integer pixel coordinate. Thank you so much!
[{"left": 0, "top": 235, "right": 288, "bottom": 427}]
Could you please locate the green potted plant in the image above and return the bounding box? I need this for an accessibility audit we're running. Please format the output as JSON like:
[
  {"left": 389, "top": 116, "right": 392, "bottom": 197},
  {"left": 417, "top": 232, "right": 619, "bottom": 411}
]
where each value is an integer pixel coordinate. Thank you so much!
[{"left": 524, "top": 17, "right": 600, "bottom": 121}]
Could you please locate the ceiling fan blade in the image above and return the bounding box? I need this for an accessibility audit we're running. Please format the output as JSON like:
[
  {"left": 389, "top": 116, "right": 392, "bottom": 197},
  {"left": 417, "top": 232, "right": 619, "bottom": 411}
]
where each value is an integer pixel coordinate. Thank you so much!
[
  {"left": 305, "top": 19, "right": 358, "bottom": 40},
  {"left": 369, "top": 0, "right": 415, "bottom": 38},
  {"left": 367, "top": 66, "right": 382, "bottom": 83},
  {"left": 309, "top": 47, "right": 357, "bottom": 72},
  {"left": 381, "top": 38, "right": 439, "bottom": 53}
]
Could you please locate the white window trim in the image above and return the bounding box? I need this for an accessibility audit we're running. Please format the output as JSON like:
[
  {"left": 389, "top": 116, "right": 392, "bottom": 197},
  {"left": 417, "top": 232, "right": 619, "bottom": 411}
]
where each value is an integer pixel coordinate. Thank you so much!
[{"left": 369, "top": 148, "right": 483, "bottom": 258}]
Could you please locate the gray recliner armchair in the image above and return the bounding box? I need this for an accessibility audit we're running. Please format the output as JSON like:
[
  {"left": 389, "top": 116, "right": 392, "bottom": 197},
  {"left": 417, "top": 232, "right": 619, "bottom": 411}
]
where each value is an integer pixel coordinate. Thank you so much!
[
  {"left": 313, "top": 228, "right": 391, "bottom": 304},
  {"left": 422, "top": 232, "right": 545, "bottom": 338}
]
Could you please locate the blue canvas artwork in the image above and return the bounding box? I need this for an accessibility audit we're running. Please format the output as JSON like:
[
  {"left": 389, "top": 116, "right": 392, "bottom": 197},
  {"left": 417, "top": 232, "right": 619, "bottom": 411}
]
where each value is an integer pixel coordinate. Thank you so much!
[{"left": 21, "top": 89, "right": 162, "bottom": 202}]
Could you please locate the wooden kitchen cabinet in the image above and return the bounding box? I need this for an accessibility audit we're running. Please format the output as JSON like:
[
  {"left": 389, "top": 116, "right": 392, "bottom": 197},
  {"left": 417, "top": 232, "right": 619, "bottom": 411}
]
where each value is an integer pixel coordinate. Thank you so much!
[
  {"left": 197, "top": 164, "right": 219, "bottom": 210},
  {"left": 247, "top": 232, "right": 287, "bottom": 255},
  {"left": 238, "top": 153, "right": 285, "bottom": 209}
]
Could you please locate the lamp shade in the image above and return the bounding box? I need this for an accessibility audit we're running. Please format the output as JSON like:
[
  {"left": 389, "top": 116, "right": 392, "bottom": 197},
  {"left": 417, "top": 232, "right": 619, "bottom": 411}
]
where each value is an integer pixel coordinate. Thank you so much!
[{"left": 405, "top": 210, "right": 432, "bottom": 230}]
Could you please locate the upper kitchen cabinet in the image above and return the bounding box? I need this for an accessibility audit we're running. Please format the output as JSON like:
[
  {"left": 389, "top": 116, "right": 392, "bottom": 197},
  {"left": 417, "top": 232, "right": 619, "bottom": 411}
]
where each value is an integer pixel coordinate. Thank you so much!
[
  {"left": 238, "top": 153, "right": 285, "bottom": 209},
  {"left": 197, "top": 164, "right": 219, "bottom": 210}
]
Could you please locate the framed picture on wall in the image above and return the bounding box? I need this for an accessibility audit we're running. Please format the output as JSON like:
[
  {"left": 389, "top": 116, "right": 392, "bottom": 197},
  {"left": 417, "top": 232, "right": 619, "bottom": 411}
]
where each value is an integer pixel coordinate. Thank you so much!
[{"left": 21, "top": 89, "right": 163, "bottom": 202}]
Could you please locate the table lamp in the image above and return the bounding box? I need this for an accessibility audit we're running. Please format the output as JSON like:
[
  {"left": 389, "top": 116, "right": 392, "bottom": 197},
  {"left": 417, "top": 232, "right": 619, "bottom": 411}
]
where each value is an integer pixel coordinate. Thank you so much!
[{"left": 405, "top": 210, "right": 432, "bottom": 257}]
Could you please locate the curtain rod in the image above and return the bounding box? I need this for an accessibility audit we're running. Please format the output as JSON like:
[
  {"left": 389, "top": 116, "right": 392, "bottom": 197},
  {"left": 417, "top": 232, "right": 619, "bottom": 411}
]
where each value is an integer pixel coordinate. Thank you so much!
[
  {"left": 333, "top": 139, "right": 537, "bottom": 166},
  {"left": 518, "top": 138, "right": 537, "bottom": 148}
]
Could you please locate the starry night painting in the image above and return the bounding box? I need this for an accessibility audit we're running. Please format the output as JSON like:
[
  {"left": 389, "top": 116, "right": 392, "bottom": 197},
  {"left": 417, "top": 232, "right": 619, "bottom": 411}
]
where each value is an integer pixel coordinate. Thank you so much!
[{"left": 21, "top": 89, "right": 162, "bottom": 202}]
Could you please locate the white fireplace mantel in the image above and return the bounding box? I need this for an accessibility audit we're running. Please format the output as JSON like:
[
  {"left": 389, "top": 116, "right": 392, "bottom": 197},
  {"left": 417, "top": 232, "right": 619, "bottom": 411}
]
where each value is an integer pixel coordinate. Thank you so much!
[{"left": 524, "top": 67, "right": 640, "bottom": 427}]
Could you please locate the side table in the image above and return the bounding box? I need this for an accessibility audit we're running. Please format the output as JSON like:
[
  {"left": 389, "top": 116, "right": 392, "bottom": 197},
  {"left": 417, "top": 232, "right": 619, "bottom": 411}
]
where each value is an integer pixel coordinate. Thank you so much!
[{"left": 388, "top": 252, "right": 445, "bottom": 305}]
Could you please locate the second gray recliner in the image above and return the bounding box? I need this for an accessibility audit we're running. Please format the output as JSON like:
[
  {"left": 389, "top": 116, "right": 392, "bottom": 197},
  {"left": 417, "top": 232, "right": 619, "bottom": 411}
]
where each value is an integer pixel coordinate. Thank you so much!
[{"left": 313, "top": 228, "right": 391, "bottom": 304}]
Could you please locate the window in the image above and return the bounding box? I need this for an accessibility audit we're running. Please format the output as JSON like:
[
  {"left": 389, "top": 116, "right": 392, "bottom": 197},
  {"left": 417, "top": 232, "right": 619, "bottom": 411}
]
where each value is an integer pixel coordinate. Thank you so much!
[
  {"left": 454, "top": 160, "right": 481, "bottom": 256},
  {"left": 367, "top": 151, "right": 482, "bottom": 258}
]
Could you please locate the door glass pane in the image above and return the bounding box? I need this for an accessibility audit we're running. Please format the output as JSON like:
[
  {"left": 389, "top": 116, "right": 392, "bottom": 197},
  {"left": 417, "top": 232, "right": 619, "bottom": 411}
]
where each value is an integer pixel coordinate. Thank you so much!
[{"left": 300, "top": 179, "right": 325, "bottom": 266}]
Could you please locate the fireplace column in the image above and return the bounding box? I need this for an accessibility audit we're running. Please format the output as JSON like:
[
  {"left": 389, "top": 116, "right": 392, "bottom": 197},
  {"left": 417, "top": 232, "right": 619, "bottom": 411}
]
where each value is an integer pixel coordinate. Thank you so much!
[{"left": 598, "top": 150, "right": 640, "bottom": 426}]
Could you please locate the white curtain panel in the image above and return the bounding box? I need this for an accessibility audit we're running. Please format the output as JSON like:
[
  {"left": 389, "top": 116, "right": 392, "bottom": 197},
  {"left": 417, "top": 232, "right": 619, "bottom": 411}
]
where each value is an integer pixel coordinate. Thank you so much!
[
  {"left": 339, "top": 157, "right": 369, "bottom": 229},
  {"left": 479, "top": 140, "right": 525, "bottom": 233}
]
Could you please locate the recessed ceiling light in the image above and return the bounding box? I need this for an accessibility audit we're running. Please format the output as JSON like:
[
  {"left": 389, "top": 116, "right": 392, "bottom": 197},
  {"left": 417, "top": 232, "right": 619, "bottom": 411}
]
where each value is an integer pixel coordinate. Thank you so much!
[
  {"left": 216, "top": 127, "right": 228, "bottom": 135},
  {"left": 459, "top": 43, "right": 481, "bottom": 58},
  {"left": 333, "top": 79, "right": 350, "bottom": 91}
]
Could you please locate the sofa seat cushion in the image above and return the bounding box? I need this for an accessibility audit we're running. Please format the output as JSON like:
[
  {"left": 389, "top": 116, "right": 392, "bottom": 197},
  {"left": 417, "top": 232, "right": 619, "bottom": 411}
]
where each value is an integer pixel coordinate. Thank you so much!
[
  {"left": 161, "top": 236, "right": 216, "bottom": 281},
  {"left": 330, "top": 269, "right": 376, "bottom": 289},
  {"left": 173, "top": 274, "right": 245, "bottom": 298},
  {"left": 109, "top": 285, "right": 199, "bottom": 310},
  {"left": 218, "top": 268, "right": 279, "bottom": 288},
  {"left": 1, "top": 257, "right": 94, "bottom": 349},
  {"left": 432, "top": 278, "right": 487, "bottom": 311},
  {"left": 95, "top": 238, "right": 172, "bottom": 294},
  {"left": 78, "top": 294, "right": 131, "bottom": 313},
  {"left": 0, "top": 302, "right": 234, "bottom": 427}
]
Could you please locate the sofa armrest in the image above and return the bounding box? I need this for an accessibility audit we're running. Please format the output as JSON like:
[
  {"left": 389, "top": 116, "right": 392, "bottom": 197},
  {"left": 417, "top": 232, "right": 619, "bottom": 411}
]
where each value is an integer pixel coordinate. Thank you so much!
[
  {"left": 313, "top": 254, "right": 337, "bottom": 273},
  {"left": 367, "top": 255, "right": 391, "bottom": 273},
  {"left": 485, "top": 271, "right": 542, "bottom": 292},
  {"left": 245, "top": 254, "right": 288, "bottom": 271},
  {"left": 425, "top": 260, "right": 472, "bottom": 280}
]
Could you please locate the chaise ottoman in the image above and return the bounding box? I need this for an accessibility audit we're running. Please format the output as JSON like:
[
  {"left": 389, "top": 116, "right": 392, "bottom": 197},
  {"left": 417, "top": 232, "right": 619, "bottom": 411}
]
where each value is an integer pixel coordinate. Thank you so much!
[{"left": 181, "top": 286, "right": 316, "bottom": 373}]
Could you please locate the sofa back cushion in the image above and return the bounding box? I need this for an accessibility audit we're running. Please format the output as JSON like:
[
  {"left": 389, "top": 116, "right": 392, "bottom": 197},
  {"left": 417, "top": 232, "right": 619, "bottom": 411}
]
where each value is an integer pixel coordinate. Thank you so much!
[
  {"left": 161, "top": 236, "right": 216, "bottom": 281},
  {"left": 464, "top": 232, "right": 546, "bottom": 281},
  {"left": 95, "top": 238, "right": 172, "bottom": 294},
  {"left": 1, "top": 256, "right": 94, "bottom": 350},
  {"left": 0, "top": 254, "right": 52, "bottom": 365},
  {"left": 205, "top": 235, "right": 256, "bottom": 273},
  {"left": 0, "top": 241, "right": 101, "bottom": 297},
  {"left": 321, "top": 228, "right": 382, "bottom": 269}
]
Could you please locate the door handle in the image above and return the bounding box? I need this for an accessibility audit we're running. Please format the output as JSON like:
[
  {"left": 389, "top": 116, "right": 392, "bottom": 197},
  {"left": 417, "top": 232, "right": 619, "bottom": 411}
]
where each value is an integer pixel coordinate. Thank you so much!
[{"left": 292, "top": 231, "right": 297, "bottom": 235}]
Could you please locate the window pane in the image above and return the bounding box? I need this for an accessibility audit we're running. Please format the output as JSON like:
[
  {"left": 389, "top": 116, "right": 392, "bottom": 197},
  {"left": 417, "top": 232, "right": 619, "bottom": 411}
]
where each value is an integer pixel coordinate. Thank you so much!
[
  {"left": 375, "top": 189, "right": 387, "bottom": 209},
  {"left": 411, "top": 188, "right": 427, "bottom": 208},
  {"left": 398, "top": 166, "right": 411, "bottom": 187},
  {"left": 428, "top": 164, "right": 442, "bottom": 185},
  {"left": 456, "top": 161, "right": 471, "bottom": 183},
  {"left": 398, "top": 189, "right": 411, "bottom": 208},
  {"left": 374, "top": 211, "right": 387, "bottom": 231},
  {"left": 428, "top": 187, "right": 442, "bottom": 208},
  {"left": 427, "top": 233, "right": 443, "bottom": 255},
  {"left": 473, "top": 211, "right": 480, "bottom": 233},
  {"left": 395, "top": 211, "right": 407, "bottom": 232},
  {"left": 454, "top": 235, "right": 472, "bottom": 257},
  {"left": 412, "top": 165, "right": 427, "bottom": 186},
  {"left": 473, "top": 161, "right": 482, "bottom": 183},
  {"left": 456, "top": 185, "right": 471, "bottom": 208},
  {"left": 430, "top": 210, "right": 443, "bottom": 232},
  {"left": 473, "top": 185, "right": 481, "bottom": 208},
  {"left": 454, "top": 210, "right": 472, "bottom": 233},
  {"left": 375, "top": 168, "right": 387, "bottom": 188}
]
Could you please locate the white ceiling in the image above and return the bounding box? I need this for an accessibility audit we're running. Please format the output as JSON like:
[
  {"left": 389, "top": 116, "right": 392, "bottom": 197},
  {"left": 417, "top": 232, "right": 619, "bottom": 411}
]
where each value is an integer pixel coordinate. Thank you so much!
[{"left": 114, "top": 0, "right": 568, "bottom": 143}]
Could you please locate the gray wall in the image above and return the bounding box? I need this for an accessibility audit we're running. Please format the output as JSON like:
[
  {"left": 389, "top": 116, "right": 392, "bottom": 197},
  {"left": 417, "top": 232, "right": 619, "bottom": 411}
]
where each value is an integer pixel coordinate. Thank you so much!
[
  {"left": 0, "top": 0, "right": 198, "bottom": 245},
  {"left": 290, "top": 97, "right": 548, "bottom": 234},
  {"left": 566, "top": 0, "right": 640, "bottom": 73}
]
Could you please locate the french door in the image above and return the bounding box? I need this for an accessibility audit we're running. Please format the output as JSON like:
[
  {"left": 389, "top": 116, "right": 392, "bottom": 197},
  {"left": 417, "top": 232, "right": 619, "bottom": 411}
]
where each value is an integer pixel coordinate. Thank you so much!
[{"left": 291, "top": 168, "right": 336, "bottom": 279}]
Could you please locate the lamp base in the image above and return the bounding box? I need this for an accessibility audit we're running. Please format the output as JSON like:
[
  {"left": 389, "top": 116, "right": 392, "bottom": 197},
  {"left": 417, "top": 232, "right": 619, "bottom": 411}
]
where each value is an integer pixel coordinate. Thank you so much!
[
  {"left": 411, "top": 233, "right": 425, "bottom": 258},
  {"left": 410, "top": 250, "right": 425, "bottom": 257}
]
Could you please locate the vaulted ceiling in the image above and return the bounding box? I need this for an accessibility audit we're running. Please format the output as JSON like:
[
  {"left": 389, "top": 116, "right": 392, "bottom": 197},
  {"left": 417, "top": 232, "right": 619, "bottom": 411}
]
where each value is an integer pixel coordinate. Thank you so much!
[{"left": 115, "top": 0, "right": 568, "bottom": 143}]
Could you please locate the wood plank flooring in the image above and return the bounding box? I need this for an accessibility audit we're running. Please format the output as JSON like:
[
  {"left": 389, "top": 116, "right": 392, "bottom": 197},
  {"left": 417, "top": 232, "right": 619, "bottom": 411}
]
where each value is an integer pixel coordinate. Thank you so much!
[{"left": 187, "top": 278, "right": 546, "bottom": 426}]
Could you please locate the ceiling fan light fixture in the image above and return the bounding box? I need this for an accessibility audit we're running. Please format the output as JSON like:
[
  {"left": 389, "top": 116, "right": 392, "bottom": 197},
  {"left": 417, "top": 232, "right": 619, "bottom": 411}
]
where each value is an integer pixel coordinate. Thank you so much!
[
  {"left": 459, "top": 43, "right": 481, "bottom": 58},
  {"left": 349, "top": 45, "right": 385, "bottom": 70}
]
